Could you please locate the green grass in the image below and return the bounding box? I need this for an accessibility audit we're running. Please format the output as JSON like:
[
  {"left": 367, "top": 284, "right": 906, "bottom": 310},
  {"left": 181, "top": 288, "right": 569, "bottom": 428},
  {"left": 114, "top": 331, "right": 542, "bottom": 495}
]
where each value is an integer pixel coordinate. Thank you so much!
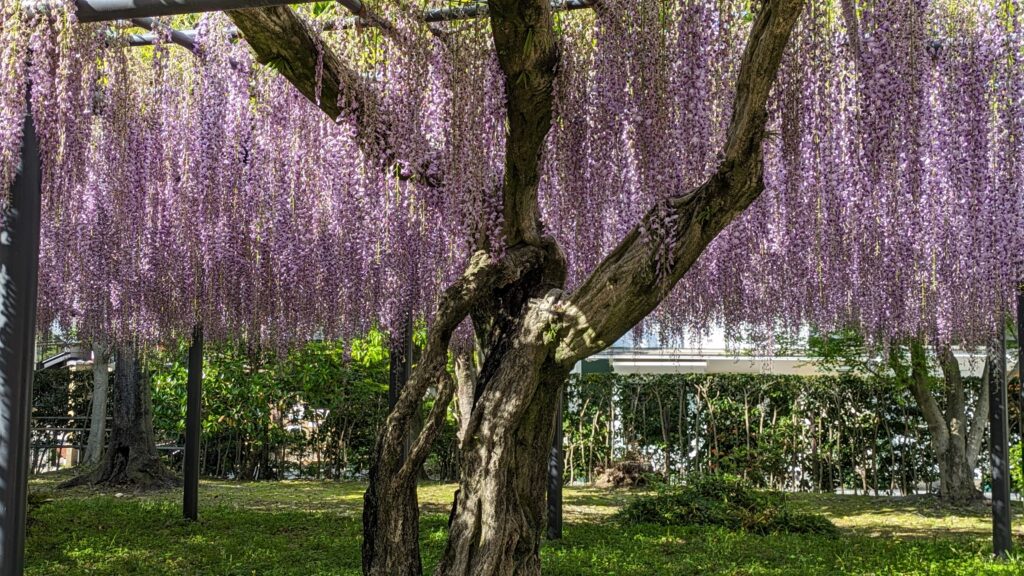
[{"left": 25, "top": 472, "right": 1024, "bottom": 575}]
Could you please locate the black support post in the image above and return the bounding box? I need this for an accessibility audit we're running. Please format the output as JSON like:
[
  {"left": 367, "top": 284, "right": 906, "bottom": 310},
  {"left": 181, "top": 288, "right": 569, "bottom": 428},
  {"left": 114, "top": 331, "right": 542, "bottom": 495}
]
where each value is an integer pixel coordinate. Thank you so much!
[
  {"left": 387, "top": 315, "right": 413, "bottom": 411},
  {"left": 547, "top": 388, "right": 564, "bottom": 540},
  {"left": 388, "top": 315, "right": 414, "bottom": 464},
  {"left": 183, "top": 324, "right": 203, "bottom": 521},
  {"left": 989, "top": 326, "right": 1012, "bottom": 558},
  {"left": 0, "top": 102, "right": 41, "bottom": 576}
]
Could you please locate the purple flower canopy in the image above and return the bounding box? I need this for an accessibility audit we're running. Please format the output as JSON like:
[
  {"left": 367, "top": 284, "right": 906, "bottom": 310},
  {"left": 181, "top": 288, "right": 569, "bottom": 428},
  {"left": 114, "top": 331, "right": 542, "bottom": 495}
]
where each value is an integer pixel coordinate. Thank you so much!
[{"left": 1, "top": 0, "right": 1021, "bottom": 349}]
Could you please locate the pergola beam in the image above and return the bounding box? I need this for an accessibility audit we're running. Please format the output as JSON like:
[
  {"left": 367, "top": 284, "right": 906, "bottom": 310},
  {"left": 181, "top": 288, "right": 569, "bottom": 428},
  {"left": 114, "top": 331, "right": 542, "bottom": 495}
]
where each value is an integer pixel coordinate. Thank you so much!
[
  {"left": 34, "top": 0, "right": 593, "bottom": 29},
  {"left": 423, "top": 0, "right": 592, "bottom": 22},
  {"left": 38, "top": 0, "right": 321, "bottom": 23}
]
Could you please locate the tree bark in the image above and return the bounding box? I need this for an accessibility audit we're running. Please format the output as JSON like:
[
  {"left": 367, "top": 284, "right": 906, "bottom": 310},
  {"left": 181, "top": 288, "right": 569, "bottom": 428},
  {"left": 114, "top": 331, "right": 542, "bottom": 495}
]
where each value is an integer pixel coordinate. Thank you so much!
[
  {"left": 225, "top": 1, "right": 804, "bottom": 574},
  {"left": 83, "top": 341, "right": 109, "bottom": 465},
  {"left": 453, "top": 351, "right": 478, "bottom": 446},
  {"left": 904, "top": 341, "right": 982, "bottom": 504},
  {"left": 437, "top": 361, "right": 570, "bottom": 575},
  {"left": 63, "top": 343, "right": 177, "bottom": 489}
]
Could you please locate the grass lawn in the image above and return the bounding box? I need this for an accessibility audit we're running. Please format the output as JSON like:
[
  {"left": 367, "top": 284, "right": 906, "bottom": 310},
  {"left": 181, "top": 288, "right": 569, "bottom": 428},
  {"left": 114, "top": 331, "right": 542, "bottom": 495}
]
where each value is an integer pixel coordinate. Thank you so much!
[{"left": 25, "top": 472, "right": 1024, "bottom": 575}]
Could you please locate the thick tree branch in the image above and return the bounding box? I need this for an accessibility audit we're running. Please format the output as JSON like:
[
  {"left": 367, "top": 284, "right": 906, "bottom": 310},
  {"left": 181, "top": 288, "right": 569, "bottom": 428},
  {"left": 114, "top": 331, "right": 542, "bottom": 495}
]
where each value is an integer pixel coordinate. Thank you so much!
[
  {"left": 555, "top": 0, "right": 804, "bottom": 364},
  {"left": 907, "top": 341, "right": 950, "bottom": 455},
  {"left": 228, "top": 6, "right": 442, "bottom": 186},
  {"left": 938, "top": 346, "right": 967, "bottom": 441},
  {"left": 490, "top": 0, "right": 560, "bottom": 247},
  {"left": 398, "top": 371, "right": 455, "bottom": 482},
  {"left": 966, "top": 356, "right": 989, "bottom": 471}
]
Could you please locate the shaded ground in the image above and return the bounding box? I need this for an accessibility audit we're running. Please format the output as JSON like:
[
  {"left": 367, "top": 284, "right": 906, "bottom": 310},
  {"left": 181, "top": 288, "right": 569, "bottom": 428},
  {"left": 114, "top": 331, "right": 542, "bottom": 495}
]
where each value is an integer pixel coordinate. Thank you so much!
[{"left": 25, "top": 472, "right": 1024, "bottom": 575}]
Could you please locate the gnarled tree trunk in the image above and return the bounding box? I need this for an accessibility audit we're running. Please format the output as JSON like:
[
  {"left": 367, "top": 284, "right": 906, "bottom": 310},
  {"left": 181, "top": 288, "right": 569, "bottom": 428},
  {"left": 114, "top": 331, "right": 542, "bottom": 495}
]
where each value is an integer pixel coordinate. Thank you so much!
[
  {"left": 905, "top": 341, "right": 985, "bottom": 504},
  {"left": 437, "top": 360, "right": 570, "bottom": 575},
  {"left": 227, "top": 1, "right": 803, "bottom": 574},
  {"left": 62, "top": 343, "right": 177, "bottom": 490}
]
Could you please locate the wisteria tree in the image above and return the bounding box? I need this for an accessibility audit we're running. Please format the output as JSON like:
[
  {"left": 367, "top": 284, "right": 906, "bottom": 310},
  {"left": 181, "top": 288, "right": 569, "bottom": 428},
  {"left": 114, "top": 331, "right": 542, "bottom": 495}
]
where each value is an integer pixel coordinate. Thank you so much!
[
  {"left": 6, "top": 0, "right": 1023, "bottom": 573},
  {"left": 812, "top": 332, "right": 989, "bottom": 504},
  {"left": 62, "top": 343, "right": 177, "bottom": 489}
]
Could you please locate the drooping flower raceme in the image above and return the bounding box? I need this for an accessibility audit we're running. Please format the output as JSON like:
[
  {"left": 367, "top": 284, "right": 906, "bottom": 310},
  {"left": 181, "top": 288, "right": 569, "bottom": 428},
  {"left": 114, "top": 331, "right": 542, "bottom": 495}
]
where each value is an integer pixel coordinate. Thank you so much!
[{"left": 2, "top": 0, "right": 1022, "bottom": 352}]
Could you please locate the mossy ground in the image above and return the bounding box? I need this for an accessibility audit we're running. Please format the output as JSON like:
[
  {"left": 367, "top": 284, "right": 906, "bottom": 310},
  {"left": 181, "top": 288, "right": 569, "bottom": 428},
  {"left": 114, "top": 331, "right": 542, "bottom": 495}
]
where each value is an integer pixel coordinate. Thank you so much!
[{"left": 25, "top": 471, "right": 1024, "bottom": 575}]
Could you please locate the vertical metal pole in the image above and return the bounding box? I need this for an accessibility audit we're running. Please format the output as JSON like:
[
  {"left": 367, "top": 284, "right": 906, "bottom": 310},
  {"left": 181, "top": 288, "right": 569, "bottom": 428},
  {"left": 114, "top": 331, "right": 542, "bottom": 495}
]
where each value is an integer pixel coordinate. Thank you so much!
[
  {"left": 989, "top": 325, "right": 1012, "bottom": 558},
  {"left": 183, "top": 324, "right": 202, "bottom": 521},
  {"left": 547, "top": 387, "right": 564, "bottom": 540},
  {"left": 0, "top": 101, "right": 41, "bottom": 576}
]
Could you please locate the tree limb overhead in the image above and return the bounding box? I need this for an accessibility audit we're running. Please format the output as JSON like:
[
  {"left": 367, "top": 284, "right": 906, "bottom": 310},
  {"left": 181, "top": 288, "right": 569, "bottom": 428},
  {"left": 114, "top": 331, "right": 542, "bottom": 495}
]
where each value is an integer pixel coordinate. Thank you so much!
[
  {"left": 228, "top": 6, "right": 442, "bottom": 186},
  {"left": 489, "top": 0, "right": 560, "bottom": 247},
  {"left": 555, "top": 0, "right": 804, "bottom": 365}
]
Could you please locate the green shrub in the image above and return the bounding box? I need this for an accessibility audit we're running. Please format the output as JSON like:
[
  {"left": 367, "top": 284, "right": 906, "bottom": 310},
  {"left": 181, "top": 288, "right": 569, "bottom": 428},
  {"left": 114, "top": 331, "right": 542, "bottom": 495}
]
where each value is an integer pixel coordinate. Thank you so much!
[
  {"left": 1011, "top": 443, "right": 1023, "bottom": 495},
  {"left": 615, "top": 473, "right": 838, "bottom": 535}
]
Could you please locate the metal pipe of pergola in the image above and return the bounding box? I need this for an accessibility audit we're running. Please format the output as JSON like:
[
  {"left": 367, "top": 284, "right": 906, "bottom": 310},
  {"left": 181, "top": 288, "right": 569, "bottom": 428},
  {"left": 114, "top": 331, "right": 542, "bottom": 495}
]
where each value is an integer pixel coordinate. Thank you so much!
[
  {"left": 29, "top": 0, "right": 321, "bottom": 22},
  {"left": 130, "top": 17, "right": 196, "bottom": 50},
  {"left": 29, "top": 0, "right": 593, "bottom": 25},
  {"left": 119, "top": 1, "right": 595, "bottom": 47}
]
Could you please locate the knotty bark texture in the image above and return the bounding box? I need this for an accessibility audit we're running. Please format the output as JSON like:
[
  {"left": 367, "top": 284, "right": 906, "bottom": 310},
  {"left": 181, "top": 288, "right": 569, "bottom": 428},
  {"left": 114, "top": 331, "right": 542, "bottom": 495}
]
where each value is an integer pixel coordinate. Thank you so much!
[{"left": 229, "top": 0, "right": 804, "bottom": 573}]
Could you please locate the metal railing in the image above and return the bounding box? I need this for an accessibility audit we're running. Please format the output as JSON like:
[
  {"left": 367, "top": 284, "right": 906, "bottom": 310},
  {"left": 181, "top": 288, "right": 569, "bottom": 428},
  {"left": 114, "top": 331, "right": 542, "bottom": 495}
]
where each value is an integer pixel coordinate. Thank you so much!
[{"left": 30, "top": 416, "right": 183, "bottom": 474}]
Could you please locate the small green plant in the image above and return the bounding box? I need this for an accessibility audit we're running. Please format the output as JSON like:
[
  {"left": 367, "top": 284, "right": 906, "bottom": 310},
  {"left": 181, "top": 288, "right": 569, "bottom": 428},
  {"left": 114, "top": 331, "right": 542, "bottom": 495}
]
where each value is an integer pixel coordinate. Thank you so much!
[{"left": 615, "top": 473, "right": 838, "bottom": 535}]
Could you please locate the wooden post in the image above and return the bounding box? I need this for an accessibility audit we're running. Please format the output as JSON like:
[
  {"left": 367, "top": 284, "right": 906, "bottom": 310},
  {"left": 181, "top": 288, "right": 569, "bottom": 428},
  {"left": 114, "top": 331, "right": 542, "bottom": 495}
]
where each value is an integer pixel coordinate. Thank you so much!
[
  {"left": 0, "top": 100, "right": 41, "bottom": 576},
  {"left": 183, "top": 324, "right": 203, "bottom": 521}
]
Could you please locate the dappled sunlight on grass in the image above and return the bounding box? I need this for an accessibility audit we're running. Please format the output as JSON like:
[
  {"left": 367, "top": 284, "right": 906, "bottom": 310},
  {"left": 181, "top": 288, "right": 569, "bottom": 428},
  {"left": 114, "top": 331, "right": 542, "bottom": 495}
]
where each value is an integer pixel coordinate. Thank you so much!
[
  {"left": 24, "top": 473, "right": 1024, "bottom": 575},
  {"left": 786, "top": 492, "right": 1024, "bottom": 539}
]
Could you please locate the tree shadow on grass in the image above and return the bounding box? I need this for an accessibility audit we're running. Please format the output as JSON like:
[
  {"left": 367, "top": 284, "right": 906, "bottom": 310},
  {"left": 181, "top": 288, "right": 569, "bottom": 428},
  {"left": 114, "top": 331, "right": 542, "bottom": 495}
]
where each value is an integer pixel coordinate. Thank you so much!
[
  {"left": 26, "top": 479, "right": 1024, "bottom": 576},
  {"left": 25, "top": 494, "right": 456, "bottom": 576}
]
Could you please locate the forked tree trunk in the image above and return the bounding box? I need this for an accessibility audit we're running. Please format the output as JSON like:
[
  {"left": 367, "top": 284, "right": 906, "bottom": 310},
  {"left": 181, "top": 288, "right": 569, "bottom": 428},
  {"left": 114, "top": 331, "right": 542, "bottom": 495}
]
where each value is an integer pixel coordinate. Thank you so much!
[
  {"left": 904, "top": 342, "right": 984, "bottom": 505},
  {"left": 62, "top": 343, "right": 177, "bottom": 489},
  {"left": 224, "top": 1, "right": 803, "bottom": 574}
]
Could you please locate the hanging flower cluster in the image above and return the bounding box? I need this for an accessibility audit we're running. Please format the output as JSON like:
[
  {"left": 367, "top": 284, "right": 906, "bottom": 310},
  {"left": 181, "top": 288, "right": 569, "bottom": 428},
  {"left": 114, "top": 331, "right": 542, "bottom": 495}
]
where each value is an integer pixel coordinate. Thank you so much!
[
  {"left": 2, "top": 0, "right": 1022, "bottom": 351},
  {"left": 3, "top": 3, "right": 476, "bottom": 348},
  {"left": 654, "top": 0, "right": 1024, "bottom": 347}
]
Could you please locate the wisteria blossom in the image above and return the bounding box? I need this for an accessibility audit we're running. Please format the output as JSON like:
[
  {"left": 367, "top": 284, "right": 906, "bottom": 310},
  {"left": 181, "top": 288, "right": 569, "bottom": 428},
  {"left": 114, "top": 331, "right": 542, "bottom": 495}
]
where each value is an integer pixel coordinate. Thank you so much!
[{"left": 1, "top": 0, "right": 1022, "bottom": 351}]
